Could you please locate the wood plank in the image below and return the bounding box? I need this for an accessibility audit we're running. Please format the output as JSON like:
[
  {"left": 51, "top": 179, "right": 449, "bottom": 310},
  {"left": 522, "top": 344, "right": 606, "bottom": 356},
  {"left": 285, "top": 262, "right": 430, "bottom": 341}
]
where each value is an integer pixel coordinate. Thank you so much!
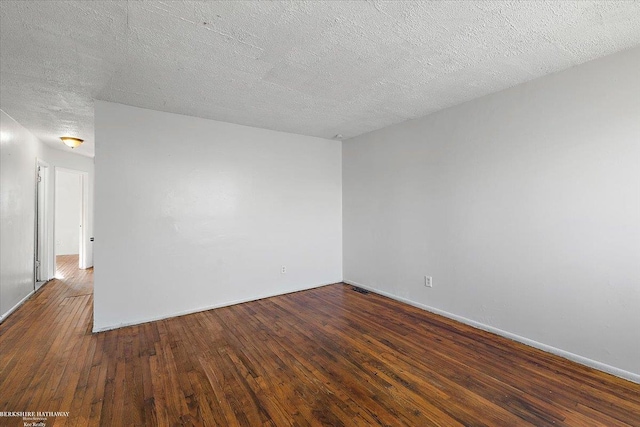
[{"left": 0, "top": 255, "right": 637, "bottom": 426}]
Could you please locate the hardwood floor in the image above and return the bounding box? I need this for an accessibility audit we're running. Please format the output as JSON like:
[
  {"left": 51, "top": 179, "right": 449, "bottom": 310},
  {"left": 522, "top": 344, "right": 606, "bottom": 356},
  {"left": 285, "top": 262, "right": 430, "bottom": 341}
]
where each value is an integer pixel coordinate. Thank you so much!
[{"left": 1, "top": 256, "right": 638, "bottom": 426}]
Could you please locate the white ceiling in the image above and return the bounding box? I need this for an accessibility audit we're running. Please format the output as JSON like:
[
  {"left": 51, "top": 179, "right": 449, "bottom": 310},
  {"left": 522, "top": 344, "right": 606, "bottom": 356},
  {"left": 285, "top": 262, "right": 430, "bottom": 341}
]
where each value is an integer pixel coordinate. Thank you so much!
[{"left": 1, "top": 1, "right": 639, "bottom": 157}]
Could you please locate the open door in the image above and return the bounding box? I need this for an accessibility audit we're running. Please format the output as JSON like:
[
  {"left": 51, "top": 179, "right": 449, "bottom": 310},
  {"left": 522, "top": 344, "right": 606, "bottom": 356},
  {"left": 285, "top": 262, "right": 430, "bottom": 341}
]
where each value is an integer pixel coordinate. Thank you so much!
[{"left": 54, "top": 167, "right": 89, "bottom": 273}]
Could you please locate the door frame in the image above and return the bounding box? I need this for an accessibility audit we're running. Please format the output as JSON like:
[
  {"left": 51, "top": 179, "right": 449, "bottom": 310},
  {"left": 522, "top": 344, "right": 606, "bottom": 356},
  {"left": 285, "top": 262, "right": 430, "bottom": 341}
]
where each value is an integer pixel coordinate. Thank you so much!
[
  {"left": 35, "top": 158, "right": 51, "bottom": 286},
  {"left": 54, "top": 167, "right": 90, "bottom": 271}
]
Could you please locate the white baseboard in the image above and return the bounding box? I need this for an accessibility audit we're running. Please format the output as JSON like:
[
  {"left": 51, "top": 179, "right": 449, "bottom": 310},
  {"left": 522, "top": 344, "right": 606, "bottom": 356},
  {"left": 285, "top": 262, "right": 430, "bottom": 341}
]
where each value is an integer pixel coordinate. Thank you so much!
[
  {"left": 344, "top": 279, "right": 640, "bottom": 384},
  {"left": 93, "top": 281, "right": 339, "bottom": 333},
  {"left": 0, "top": 290, "right": 35, "bottom": 324}
]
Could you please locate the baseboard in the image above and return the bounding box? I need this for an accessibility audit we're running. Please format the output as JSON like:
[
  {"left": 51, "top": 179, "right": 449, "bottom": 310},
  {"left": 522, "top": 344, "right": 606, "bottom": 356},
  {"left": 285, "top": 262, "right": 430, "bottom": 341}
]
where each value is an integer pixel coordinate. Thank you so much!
[
  {"left": 93, "top": 280, "right": 340, "bottom": 333},
  {"left": 344, "top": 279, "right": 640, "bottom": 384},
  {"left": 0, "top": 290, "right": 35, "bottom": 324}
]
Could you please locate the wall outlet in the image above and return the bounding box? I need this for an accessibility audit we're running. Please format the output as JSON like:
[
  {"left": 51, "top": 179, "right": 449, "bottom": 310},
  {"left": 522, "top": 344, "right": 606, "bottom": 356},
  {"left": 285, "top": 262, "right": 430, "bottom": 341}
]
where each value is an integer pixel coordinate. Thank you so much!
[
  {"left": 281, "top": 266, "right": 287, "bottom": 274},
  {"left": 424, "top": 276, "right": 432, "bottom": 287}
]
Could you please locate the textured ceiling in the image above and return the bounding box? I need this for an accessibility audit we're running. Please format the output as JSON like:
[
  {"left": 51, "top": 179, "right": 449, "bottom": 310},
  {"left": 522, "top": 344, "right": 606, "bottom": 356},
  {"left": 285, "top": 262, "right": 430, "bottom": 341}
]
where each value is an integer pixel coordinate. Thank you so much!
[{"left": 1, "top": 1, "right": 640, "bottom": 157}]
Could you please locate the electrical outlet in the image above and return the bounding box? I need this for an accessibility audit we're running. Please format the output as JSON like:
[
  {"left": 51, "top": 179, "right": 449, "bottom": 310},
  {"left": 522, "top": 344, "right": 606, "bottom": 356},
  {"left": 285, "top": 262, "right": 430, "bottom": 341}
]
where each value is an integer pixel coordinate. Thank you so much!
[
  {"left": 281, "top": 266, "right": 287, "bottom": 274},
  {"left": 424, "top": 276, "right": 432, "bottom": 287}
]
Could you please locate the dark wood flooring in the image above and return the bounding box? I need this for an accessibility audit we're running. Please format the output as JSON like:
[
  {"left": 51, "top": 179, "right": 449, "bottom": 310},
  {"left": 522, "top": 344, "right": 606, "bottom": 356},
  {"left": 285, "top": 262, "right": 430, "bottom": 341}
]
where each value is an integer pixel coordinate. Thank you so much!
[{"left": 0, "top": 255, "right": 638, "bottom": 426}]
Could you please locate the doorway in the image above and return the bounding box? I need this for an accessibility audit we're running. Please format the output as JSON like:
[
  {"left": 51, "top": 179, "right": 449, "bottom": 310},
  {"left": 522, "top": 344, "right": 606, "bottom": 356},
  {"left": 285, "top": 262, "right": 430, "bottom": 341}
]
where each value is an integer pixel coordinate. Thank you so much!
[{"left": 54, "top": 168, "right": 89, "bottom": 274}]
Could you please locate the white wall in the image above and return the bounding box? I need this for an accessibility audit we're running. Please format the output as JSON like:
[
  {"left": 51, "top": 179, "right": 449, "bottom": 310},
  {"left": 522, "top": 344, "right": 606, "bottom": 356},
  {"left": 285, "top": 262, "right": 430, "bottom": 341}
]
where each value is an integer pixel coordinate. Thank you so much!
[
  {"left": 54, "top": 171, "right": 81, "bottom": 255},
  {"left": 0, "top": 110, "right": 42, "bottom": 320},
  {"left": 343, "top": 46, "right": 640, "bottom": 381},
  {"left": 94, "top": 101, "right": 342, "bottom": 331}
]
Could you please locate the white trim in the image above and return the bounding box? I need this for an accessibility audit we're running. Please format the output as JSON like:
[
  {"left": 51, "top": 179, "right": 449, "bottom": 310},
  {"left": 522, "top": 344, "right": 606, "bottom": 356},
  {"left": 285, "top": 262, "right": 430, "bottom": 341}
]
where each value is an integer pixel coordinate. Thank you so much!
[
  {"left": 344, "top": 279, "right": 640, "bottom": 384},
  {"left": 35, "top": 159, "right": 52, "bottom": 282},
  {"left": 35, "top": 280, "right": 49, "bottom": 291},
  {"left": 0, "top": 290, "right": 35, "bottom": 324},
  {"left": 93, "top": 281, "right": 339, "bottom": 333}
]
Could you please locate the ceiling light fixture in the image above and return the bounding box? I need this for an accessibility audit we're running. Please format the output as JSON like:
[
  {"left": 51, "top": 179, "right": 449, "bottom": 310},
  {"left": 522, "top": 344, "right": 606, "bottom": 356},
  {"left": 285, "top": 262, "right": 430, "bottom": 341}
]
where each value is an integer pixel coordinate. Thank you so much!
[{"left": 60, "top": 136, "right": 84, "bottom": 149}]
